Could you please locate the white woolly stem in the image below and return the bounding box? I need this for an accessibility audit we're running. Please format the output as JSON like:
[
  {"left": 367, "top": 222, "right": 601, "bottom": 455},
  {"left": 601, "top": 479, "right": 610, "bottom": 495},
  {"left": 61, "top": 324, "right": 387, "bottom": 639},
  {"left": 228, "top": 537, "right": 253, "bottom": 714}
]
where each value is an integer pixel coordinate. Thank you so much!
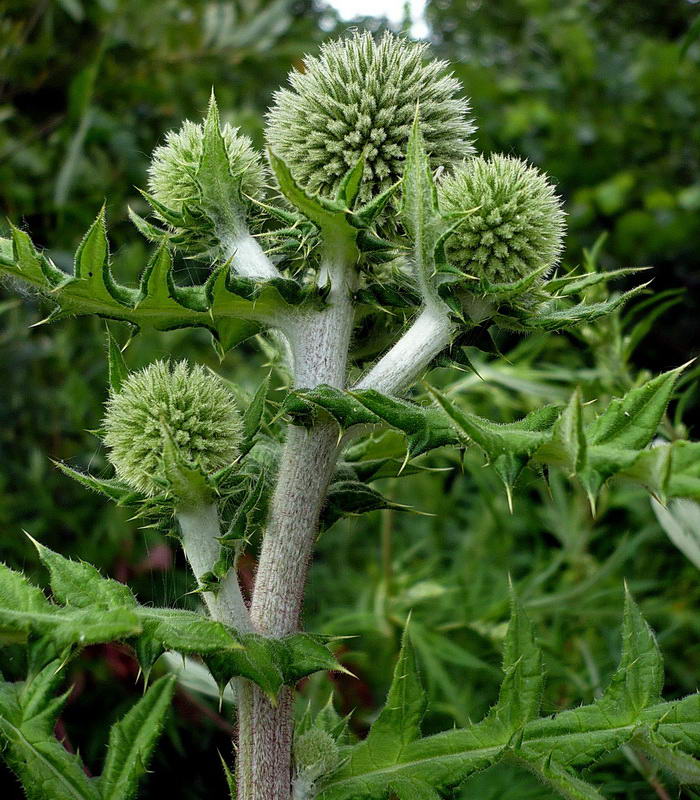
[
  {"left": 238, "top": 250, "right": 353, "bottom": 800},
  {"left": 354, "top": 303, "right": 455, "bottom": 395},
  {"left": 176, "top": 503, "right": 253, "bottom": 632},
  {"left": 222, "top": 231, "right": 281, "bottom": 280}
]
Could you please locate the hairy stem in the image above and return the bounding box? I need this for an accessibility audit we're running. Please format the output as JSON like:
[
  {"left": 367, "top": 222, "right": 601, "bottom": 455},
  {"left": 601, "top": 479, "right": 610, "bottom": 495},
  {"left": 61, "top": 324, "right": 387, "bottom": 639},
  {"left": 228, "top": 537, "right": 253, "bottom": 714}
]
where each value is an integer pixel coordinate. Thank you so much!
[
  {"left": 238, "top": 252, "right": 353, "bottom": 800},
  {"left": 176, "top": 502, "right": 252, "bottom": 632},
  {"left": 222, "top": 230, "right": 281, "bottom": 280},
  {"left": 354, "top": 303, "right": 454, "bottom": 395}
]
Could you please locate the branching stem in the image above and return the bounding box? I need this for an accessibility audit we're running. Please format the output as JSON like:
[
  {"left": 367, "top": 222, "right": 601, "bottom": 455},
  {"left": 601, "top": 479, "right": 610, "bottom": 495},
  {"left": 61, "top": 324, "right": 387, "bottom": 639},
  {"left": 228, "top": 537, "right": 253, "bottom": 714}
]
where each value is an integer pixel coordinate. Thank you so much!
[
  {"left": 176, "top": 502, "right": 252, "bottom": 632},
  {"left": 238, "top": 248, "right": 354, "bottom": 800},
  {"left": 354, "top": 302, "right": 454, "bottom": 395}
]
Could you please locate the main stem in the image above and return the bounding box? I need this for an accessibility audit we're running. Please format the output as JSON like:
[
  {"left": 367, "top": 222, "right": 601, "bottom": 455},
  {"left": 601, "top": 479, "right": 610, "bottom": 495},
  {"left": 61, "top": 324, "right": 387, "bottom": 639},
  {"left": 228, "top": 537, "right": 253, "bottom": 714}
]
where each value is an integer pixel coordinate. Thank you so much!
[{"left": 239, "top": 247, "right": 354, "bottom": 800}]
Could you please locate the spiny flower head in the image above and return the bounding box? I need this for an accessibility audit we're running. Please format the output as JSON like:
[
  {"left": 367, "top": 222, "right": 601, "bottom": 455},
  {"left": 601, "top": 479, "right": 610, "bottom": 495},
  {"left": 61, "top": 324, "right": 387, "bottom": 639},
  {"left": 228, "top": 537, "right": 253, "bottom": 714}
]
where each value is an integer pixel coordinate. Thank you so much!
[
  {"left": 293, "top": 729, "right": 340, "bottom": 778},
  {"left": 266, "top": 31, "right": 475, "bottom": 207},
  {"left": 148, "top": 119, "right": 264, "bottom": 213},
  {"left": 439, "top": 154, "right": 566, "bottom": 286},
  {"left": 103, "top": 361, "right": 242, "bottom": 497}
]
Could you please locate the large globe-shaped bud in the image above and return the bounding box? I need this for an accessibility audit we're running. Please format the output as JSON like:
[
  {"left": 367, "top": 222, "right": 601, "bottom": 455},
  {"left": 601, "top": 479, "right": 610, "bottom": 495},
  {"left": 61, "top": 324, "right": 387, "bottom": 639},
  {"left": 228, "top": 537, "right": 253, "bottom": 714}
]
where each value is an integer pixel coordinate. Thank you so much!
[
  {"left": 266, "top": 31, "right": 475, "bottom": 207},
  {"left": 439, "top": 154, "right": 566, "bottom": 286},
  {"left": 103, "top": 361, "right": 242, "bottom": 497}
]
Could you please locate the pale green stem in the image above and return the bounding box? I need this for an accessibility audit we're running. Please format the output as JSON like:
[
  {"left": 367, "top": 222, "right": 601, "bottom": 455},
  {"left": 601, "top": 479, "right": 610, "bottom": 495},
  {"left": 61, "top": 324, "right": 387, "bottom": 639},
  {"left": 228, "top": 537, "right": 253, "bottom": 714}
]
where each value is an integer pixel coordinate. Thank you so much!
[
  {"left": 354, "top": 302, "right": 454, "bottom": 395},
  {"left": 238, "top": 250, "right": 354, "bottom": 800},
  {"left": 176, "top": 503, "right": 252, "bottom": 632}
]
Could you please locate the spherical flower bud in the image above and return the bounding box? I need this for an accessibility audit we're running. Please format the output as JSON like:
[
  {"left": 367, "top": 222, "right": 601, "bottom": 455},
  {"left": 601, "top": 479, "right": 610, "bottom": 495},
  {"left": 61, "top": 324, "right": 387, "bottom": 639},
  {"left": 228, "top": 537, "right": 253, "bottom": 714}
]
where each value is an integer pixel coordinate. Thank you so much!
[
  {"left": 147, "top": 118, "right": 265, "bottom": 226},
  {"left": 439, "top": 154, "right": 566, "bottom": 286},
  {"left": 266, "top": 31, "right": 475, "bottom": 206},
  {"left": 103, "top": 360, "right": 242, "bottom": 497},
  {"left": 293, "top": 729, "right": 340, "bottom": 778}
]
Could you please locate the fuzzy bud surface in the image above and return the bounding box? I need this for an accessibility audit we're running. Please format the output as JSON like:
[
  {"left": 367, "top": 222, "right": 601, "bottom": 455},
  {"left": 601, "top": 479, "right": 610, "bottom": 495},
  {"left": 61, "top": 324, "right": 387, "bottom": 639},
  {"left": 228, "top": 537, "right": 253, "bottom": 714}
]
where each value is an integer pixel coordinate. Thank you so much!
[
  {"left": 103, "top": 360, "right": 242, "bottom": 496},
  {"left": 439, "top": 154, "right": 566, "bottom": 285},
  {"left": 266, "top": 31, "right": 475, "bottom": 206}
]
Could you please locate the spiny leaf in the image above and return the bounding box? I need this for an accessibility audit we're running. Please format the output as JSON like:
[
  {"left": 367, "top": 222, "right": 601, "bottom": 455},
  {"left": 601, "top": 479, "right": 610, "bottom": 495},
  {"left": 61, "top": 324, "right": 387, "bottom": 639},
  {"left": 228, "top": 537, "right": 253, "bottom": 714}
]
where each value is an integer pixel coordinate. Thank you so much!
[
  {"left": 106, "top": 326, "right": 129, "bottom": 393},
  {"left": 596, "top": 589, "right": 662, "bottom": 720},
  {"left": 431, "top": 366, "right": 697, "bottom": 506},
  {"left": 510, "top": 751, "right": 606, "bottom": 800},
  {"left": 400, "top": 109, "right": 453, "bottom": 302},
  {"left": 0, "top": 223, "right": 324, "bottom": 355},
  {"left": 284, "top": 385, "right": 459, "bottom": 458},
  {"left": 100, "top": 675, "right": 176, "bottom": 800},
  {"left": 317, "top": 599, "right": 700, "bottom": 800},
  {"left": 31, "top": 535, "right": 137, "bottom": 609},
  {"left": 0, "top": 663, "right": 100, "bottom": 800},
  {"left": 268, "top": 150, "right": 359, "bottom": 259},
  {"left": 484, "top": 592, "right": 543, "bottom": 736}
]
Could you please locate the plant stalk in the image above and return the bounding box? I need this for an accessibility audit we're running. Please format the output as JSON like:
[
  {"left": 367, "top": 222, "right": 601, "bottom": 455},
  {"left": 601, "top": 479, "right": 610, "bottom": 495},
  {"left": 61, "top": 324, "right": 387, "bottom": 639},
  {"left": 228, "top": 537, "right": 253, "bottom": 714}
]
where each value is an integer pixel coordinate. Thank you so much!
[
  {"left": 177, "top": 502, "right": 252, "bottom": 632},
  {"left": 238, "top": 251, "right": 354, "bottom": 800}
]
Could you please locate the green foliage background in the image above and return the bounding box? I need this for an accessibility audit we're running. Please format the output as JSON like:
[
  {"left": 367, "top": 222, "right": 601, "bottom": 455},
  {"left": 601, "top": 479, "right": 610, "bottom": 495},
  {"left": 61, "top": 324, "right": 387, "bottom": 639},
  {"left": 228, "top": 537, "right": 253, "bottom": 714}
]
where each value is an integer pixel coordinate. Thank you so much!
[{"left": 0, "top": 1, "right": 699, "bottom": 797}]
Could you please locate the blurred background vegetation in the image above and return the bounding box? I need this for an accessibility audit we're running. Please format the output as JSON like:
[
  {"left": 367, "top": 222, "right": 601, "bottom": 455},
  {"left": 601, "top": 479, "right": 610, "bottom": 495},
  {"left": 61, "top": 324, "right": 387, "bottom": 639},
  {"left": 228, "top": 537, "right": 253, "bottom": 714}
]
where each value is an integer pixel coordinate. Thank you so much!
[{"left": 1, "top": 1, "right": 699, "bottom": 797}]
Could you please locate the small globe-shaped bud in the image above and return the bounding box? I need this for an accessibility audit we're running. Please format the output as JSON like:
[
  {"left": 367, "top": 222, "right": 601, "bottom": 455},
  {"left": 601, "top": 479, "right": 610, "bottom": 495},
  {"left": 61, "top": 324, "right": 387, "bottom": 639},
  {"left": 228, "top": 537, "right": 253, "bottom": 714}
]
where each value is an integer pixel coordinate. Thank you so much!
[
  {"left": 103, "top": 361, "right": 242, "bottom": 497},
  {"left": 148, "top": 118, "right": 265, "bottom": 222},
  {"left": 266, "top": 31, "right": 475, "bottom": 206},
  {"left": 293, "top": 729, "right": 339, "bottom": 778},
  {"left": 439, "top": 154, "right": 566, "bottom": 286}
]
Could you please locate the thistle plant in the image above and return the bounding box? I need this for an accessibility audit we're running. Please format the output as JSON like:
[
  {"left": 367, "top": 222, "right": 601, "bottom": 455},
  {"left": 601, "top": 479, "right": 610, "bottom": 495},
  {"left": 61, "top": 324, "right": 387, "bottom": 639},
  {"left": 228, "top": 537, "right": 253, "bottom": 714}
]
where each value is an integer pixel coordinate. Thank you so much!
[{"left": 1, "top": 30, "right": 700, "bottom": 800}]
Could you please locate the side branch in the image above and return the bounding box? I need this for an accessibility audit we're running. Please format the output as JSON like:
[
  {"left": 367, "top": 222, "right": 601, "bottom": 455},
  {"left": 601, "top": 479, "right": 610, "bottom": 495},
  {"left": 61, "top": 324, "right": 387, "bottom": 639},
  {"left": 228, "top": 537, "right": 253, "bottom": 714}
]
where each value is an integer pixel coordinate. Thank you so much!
[{"left": 354, "top": 303, "right": 455, "bottom": 395}]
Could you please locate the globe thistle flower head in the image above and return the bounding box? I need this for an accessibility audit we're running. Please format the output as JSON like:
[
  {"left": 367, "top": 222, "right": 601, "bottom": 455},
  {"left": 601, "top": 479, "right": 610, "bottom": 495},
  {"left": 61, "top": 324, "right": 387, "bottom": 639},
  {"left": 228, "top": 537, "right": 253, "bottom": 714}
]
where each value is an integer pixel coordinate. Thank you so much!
[
  {"left": 294, "top": 729, "right": 340, "bottom": 779},
  {"left": 103, "top": 360, "right": 242, "bottom": 497},
  {"left": 147, "top": 118, "right": 265, "bottom": 225},
  {"left": 266, "top": 31, "right": 475, "bottom": 207},
  {"left": 439, "top": 154, "right": 566, "bottom": 286}
]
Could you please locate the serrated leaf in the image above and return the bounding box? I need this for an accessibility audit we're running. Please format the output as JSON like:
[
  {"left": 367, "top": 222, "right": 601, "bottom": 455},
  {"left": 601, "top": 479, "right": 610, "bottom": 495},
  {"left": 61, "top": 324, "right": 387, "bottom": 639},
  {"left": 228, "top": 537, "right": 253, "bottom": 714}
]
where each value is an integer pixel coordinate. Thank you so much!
[
  {"left": 196, "top": 93, "right": 246, "bottom": 233},
  {"left": 240, "top": 374, "right": 270, "bottom": 457},
  {"left": 100, "top": 675, "right": 175, "bottom": 800},
  {"left": 587, "top": 367, "right": 682, "bottom": 451},
  {"left": 596, "top": 590, "right": 662, "bottom": 719},
  {"left": 0, "top": 664, "right": 100, "bottom": 800},
  {"left": 284, "top": 385, "right": 459, "bottom": 458},
  {"left": 321, "top": 480, "right": 401, "bottom": 530},
  {"left": 268, "top": 150, "right": 359, "bottom": 259},
  {"left": 511, "top": 751, "right": 606, "bottom": 800},
  {"left": 53, "top": 461, "right": 141, "bottom": 504},
  {"left": 32, "top": 537, "right": 137, "bottom": 609},
  {"left": 485, "top": 592, "right": 543, "bottom": 736},
  {"left": 0, "top": 562, "right": 141, "bottom": 648},
  {"left": 106, "top": 326, "right": 129, "bottom": 393},
  {"left": 317, "top": 601, "right": 700, "bottom": 800},
  {"left": 0, "top": 223, "right": 323, "bottom": 355},
  {"left": 401, "top": 109, "right": 452, "bottom": 302}
]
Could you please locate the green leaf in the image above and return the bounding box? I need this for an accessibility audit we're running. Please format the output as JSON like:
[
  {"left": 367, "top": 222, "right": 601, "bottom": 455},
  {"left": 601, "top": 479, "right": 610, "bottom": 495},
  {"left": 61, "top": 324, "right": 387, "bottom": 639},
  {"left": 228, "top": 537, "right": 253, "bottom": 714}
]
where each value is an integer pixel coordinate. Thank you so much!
[
  {"left": 268, "top": 150, "right": 359, "bottom": 259},
  {"left": 634, "top": 729, "right": 700, "bottom": 784},
  {"left": 431, "top": 366, "right": 697, "bottom": 507},
  {"left": 587, "top": 367, "right": 682, "bottom": 451},
  {"left": 196, "top": 93, "right": 246, "bottom": 233},
  {"left": 317, "top": 601, "right": 700, "bottom": 800},
  {"left": 321, "top": 480, "right": 402, "bottom": 530},
  {"left": 333, "top": 627, "right": 426, "bottom": 785},
  {"left": 53, "top": 461, "right": 141, "bottom": 504},
  {"left": 484, "top": 592, "right": 543, "bottom": 737},
  {"left": 106, "top": 326, "right": 129, "bottom": 394},
  {"left": 596, "top": 589, "right": 662, "bottom": 720},
  {"left": 240, "top": 373, "right": 270, "bottom": 457},
  {"left": 0, "top": 562, "right": 141, "bottom": 648},
  {"left": 99, "top": 675, "right": 176, "bottom": 800},
  {"left": 0, "top": 663, "right": 100, "bottom": 800},
  {"left": 31, "top": 536, "right": 137, "bottom": 609},
  {"left": 400, "top": 109, "right": 454, "bottom": 302},
  {"left": 0, "top": 223, "right": 323, "bottom": 354},
  {"left": 284, "top": 385, "right": 459, "bottom": 458},
  {"left": 510, "top": 752, "right": 606, "bottom": 800}
]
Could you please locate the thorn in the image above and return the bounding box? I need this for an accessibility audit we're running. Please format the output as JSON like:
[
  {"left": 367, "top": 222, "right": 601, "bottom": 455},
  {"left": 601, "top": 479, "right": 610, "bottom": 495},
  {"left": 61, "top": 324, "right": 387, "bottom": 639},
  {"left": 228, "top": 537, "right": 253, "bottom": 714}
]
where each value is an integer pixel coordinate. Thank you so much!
[{"left": 505, "top": 485, "right": 514, "bottom": 514}]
